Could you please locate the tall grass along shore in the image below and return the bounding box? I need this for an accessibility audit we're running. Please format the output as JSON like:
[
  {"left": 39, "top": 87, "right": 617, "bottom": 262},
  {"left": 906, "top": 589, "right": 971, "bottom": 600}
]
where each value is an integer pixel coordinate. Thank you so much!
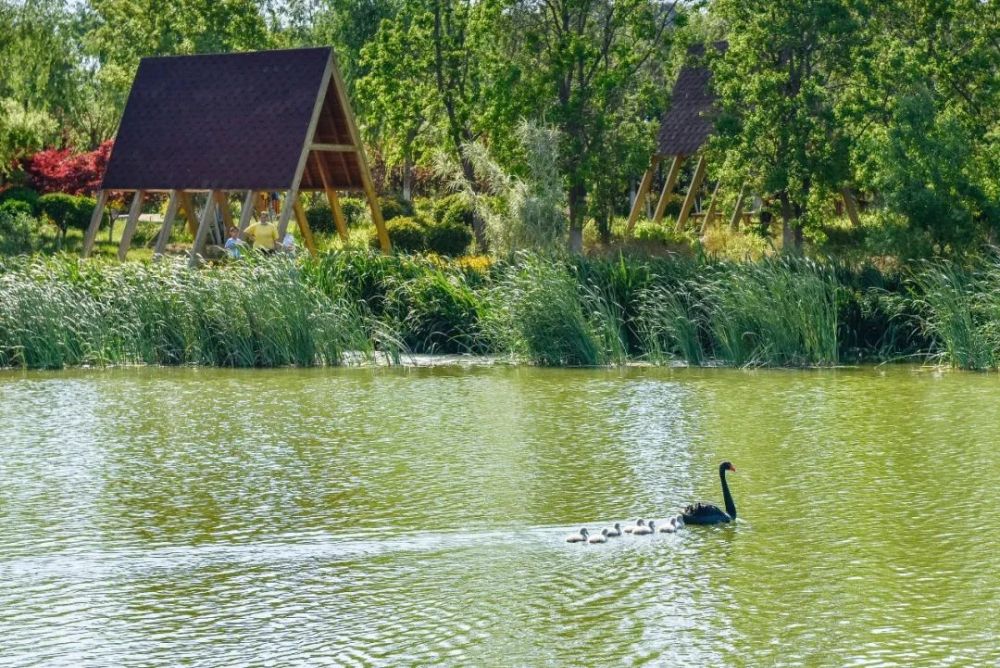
[{"left": 1, "top": 250, "right": 995, "bottom": 371}]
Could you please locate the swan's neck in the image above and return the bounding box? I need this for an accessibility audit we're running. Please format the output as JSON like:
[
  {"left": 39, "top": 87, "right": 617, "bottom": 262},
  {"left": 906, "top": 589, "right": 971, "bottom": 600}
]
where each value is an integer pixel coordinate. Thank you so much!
[{"left": 720, "top": 469, "right": 737, "bottom": 520}]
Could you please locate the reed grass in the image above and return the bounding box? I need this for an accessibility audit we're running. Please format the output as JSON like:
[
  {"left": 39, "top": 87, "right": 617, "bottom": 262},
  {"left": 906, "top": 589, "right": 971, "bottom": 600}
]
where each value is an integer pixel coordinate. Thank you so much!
[{"left": 2, "top": 250, "right": 990, "bottom": 370}]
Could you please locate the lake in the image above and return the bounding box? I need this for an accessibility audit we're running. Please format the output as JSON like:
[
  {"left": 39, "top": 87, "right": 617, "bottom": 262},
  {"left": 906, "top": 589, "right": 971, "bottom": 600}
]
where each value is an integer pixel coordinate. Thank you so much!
[{"left": 1, "top": 365, "right": 998, "bottom": 666}]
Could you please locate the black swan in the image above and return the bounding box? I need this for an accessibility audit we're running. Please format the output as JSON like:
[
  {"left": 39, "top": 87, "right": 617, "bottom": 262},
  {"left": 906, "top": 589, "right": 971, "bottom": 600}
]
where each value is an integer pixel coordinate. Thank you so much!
[{"left": 682, "top": 462, "right": 737, "bottom": 525}]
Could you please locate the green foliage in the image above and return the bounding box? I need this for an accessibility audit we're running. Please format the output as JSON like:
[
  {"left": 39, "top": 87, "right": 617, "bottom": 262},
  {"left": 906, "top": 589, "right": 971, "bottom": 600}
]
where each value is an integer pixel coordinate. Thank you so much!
[
  {"left": 372, "top": 216, "right": 426, "bottom": 253},
  {"left": 340, "top": 197, "right": 368, "bottom": 227},
  {"left": 0, "top": 209, "right": 40, "bottom": 255},
  {"left": 305, "top": 201, "right": 336, "bottom": 235},
  {"left": 632, "top": 221, "right": 691, "bottom": 247},
  {"left": 0, "top": 257, "right": 371, "bottom": 369},
  {"left": 425, "top": 220, "right": 472, "bottom": 256},
  {"left": 379, "top": 196, "right": 413, "bottom": 221},
  {"left": 485, "top": 256, "right": 602, "bottom": 366},
  {"left": 0, "top": 187, "right": 40, "bottom": 213},
  {"left": 37, "top": 193, "right": 91, "bottom": 243}
]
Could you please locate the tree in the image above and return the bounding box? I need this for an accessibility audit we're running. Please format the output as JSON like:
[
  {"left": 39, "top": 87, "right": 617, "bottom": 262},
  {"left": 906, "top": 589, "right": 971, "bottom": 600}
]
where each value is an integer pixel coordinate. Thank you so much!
[
  {"left": 507, "top": 0, "right": 679, "bottom": 251},
  {"left": 709, "top": 0, "right": 860, "bottom": 250},
  {"left": 357, "top": 11, "right": 437, "bottom": 201},
  {"left": 23, "top": 140, "right": 112, "bottom": 195}
]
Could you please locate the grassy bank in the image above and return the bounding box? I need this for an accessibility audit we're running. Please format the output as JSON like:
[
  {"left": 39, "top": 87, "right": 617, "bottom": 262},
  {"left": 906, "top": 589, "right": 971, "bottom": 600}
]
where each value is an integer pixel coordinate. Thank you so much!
[{"left": 1, "top": 250, "right": 994, "bottom": 370}]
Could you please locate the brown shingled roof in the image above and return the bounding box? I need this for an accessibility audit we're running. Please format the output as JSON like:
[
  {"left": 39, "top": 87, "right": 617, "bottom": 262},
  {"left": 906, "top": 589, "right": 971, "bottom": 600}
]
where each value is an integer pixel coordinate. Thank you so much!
[
  {"left": 101, "top": 47, "right": 369, "bottom": 192},
  {"left": 656, "top": 42, "right": 727, "bottom": 157}
]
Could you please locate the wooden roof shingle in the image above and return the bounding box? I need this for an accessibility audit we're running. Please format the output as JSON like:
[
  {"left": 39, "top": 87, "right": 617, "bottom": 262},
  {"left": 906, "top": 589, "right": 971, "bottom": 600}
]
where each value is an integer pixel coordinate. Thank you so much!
[
  {"left": 657, "top": 42, "right": 727, "bottom": 157},
  {"left": 101, "top": 47, "right": 368, "bottom": 192}
]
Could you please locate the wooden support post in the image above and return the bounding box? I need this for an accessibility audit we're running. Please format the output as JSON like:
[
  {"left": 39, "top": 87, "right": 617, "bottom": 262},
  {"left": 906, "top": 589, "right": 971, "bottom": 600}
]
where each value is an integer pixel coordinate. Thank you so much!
[
  {"left": 117, "top": 189, "right": 146, "bottom": 261},
  {"left": 292, "top": 195, "right": 318, "bottom": 257},
  {"left": 700, "top": 182, "right": 722, "bottom": 236},
  {"left": 277, "top": 190, "right": 296, "bottom": 238},
  {"left": 213, "top": 191, "right": 234, "bottom": 230},
  {"left": 729, "top": 185, "right": 748, "bottom": 231},
  {"left": 327, "top": 190, "right": 350, "bottom": 243},
  {"left": 178, "top": 191, "right": 198, "bottom": 235},
  {"left": 238, "top": 191, "right": 256, "bottom": 232},
  {"left": 189, "top": 191, "right": 217, "bottom": 268},
  {"left": 82, "top": 189, "right": 108, "bottom": 258},
  {"left": 311, "top": 151, "right": 350, "bottom": 242},
  {"left": 153, "top": 190, "right": 180, "bottom": 257},
  {"left": 841, "top": 187, "right": 861, "bottom": 226},
  {"left": 652, "top": 155, "right": 685, "bottom": 224},
  {"left": 328, "top": 52, "right": 390, "bottom": 252},
  {"left": 675, "top": 156, "right": 708, "bottom": 232},
  {"left": 626, "top": 158, "right": 660, "bottom": 233}
]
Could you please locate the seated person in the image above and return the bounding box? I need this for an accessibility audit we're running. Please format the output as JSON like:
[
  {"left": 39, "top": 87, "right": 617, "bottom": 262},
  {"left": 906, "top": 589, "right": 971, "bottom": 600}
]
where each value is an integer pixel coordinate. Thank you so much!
[
  {"left": 224, "top": 226, "right": 245, "bottom": 258},
  {"left": 243, "top": 218, "right": 280, "bottom": 253}
]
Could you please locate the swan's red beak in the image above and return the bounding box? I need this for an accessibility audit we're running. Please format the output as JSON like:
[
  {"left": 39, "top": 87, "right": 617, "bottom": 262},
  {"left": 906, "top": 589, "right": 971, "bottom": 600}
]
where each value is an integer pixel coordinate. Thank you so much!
[{"left": 729, "top": 464, "right": 737, "bottom": 472}]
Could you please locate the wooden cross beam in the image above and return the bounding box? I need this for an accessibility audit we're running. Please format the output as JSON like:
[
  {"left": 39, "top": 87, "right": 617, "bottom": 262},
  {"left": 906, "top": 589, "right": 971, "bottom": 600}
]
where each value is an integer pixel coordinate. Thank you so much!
[
  {"left": 292, "top": 195, "right": 318, "bottom": 257},
  {"left": 653, "top": 155, "right": 685, "bottom": 224},
  {"left": 675, "top": 156, "right": 708, "bottom": 233},
  {"left": 82, "top": 189, "right": 109, "bottom": 258},
  {"left": 189, "top": 191, "right": 217, "bottom": 267},
  {"left": 626, "top": 156, "right": 661, "bottom": 233},
  {"left": 153, "top": 190, "right": 180, "bottom": 258},
  {"left": 729, "top": 184, "right": 748, "bottom": 231},
  {"left": 238, "top": 191, "right": 256, "bottom": 232},
  {"left": 700, "top": 182, "right": 722, "bottom": 235},
  {"left": 117, "top": 189, "right": 147, "bottom": 261}
]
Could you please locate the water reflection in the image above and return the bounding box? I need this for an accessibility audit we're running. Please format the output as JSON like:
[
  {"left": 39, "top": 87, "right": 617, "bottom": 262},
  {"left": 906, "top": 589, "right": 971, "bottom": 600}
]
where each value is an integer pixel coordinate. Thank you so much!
[{"left": 1, "top": 366, "right": 998, "bottom": 665}]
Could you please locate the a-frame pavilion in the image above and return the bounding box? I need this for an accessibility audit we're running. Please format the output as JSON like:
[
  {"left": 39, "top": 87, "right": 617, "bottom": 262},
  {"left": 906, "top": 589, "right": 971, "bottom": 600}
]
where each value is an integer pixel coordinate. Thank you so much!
[
  {"left": 627, "top": 42, "right": 861, "bottom": 234},
  {"left": 83, "top": 47, "right": 391, "bottom": 264}
]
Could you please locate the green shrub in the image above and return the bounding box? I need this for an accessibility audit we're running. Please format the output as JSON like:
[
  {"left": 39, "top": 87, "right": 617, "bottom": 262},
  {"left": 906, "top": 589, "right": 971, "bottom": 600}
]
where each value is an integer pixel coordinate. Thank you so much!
[
  {"left": 372, "top": 216, "right": 426, "bottom": 253},
  {"left": 0, "top": 187, "right": 40, "bottom": 214},
  {"left": 632, "top": 221, "right": 689, "bottom": 246},
  {"left": 38, "top": 193, "right": 92, "bottom": 245},
  {"left": 305, "top": 201, "right": 336, "bottom": 235},
  {"left": 378, "top": 196, "right": 413, "bottom": 221},
  {"left": 0, "top": 199, "right": 34, "bottom": 218},
  {"left": 340, "top": 197, "right": 368, "bottom": 227},
  {"left": 432, "top": 193, "right": 475, "bottom": 228},
  {"left": 0, "top": 209, "right": 40, "bottom": 255},
  {"left": 425, "top": 220, "right": 472, "bottom": 256}
]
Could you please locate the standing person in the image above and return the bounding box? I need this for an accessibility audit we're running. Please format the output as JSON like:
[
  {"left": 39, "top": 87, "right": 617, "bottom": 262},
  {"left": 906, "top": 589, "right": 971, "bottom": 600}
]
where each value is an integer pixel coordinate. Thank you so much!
[{"left": 243, "top": 217, "right": 280, "bottom": 253}]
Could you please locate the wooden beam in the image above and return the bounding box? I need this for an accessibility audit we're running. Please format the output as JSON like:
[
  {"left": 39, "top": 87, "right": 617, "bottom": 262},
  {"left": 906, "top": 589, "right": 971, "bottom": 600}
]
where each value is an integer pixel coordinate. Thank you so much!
[
  {"left": 117, "top": 189, "right": 146, "bottom": 261},
  {"left": 311, "top": 151, "right": 350, "bottom": 242},
  {"left": 277, "top": 190, "right": 296, "bottom": 238},
  {"left": 153, "top": 190, "right": 180, "bottom": 257},
  {"left": 328, "top": 51, "right": 390, "bottom": 252},
  {"left": 292, "top": 195, "right": 318, "bottom": 257},
  {"left": 652, "top": 155, "right": 685, "bottom": 224},
  {"left": 189, "top": 191, "right": 217, "bottom": 267},
  {"left": 277, "top": 50, "right": 335, "bottom": 240},
  {"left": 729, "top": 184, "right": 748, "bottom": 231},
  {"left": 238, "top": 190, "right": 256, "bottom": 232},
  {"left": 82, "top": 189, "right": 108, "bottom": 258},
  {"left": 310, "top": 143, "right": 355, "bottom": 152},
  {"left": 213, "top": 191, "right": 234, "bottom": 231},
  {"left": 327, "top": 189, "right": 350, "bottom": 243},
  {"left": 675, "top": 156, "right": 708, "bottom": 232},
  {"left": 700, "top": 182, "right": 722, "bottom": 235},
  {"left": 626, "top": 158, "right": 660, "bottom": 233},
  {"left": 841, "top": 187, "right": 861, "bottom": 226},
  {"left": 178, "top": 191, "right": 199, "bottom": 235}
]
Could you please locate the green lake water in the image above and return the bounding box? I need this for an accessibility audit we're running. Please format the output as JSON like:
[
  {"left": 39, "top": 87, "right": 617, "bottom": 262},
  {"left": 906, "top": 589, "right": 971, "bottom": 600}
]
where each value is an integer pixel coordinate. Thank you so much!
[{"left": 1, "top": 365, "right": 998, "bottom": 666}]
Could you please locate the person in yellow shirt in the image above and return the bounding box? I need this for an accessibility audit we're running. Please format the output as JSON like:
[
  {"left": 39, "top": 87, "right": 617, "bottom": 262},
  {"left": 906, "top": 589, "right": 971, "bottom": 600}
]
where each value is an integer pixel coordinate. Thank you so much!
[{"left": 243, "top": 219, "right": 280, "bottom": 253}]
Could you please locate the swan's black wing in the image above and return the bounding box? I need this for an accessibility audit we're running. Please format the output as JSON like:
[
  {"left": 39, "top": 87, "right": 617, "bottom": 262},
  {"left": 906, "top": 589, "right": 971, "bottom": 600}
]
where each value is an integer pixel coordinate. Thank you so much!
[{"left": 682, "top": 502, "right": 732, "bottom": 525}]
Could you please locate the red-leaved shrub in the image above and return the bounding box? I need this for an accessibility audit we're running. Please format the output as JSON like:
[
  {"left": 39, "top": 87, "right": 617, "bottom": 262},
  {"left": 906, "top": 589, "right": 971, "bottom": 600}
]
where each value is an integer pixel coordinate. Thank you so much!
[{"left": 23, "top": 140, "right": 113, "bottom": 195}]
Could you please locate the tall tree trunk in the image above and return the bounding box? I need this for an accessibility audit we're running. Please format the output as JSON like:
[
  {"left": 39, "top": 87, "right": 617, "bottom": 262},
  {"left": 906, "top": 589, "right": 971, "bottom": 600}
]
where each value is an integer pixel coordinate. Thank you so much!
[
  {"left": 779, "top": 191, "right": 797, "bottom": 251},
  {"left": 462, "top": 156, "right": 488, "bottom": 251},
  {"left": 568, "top": 181, "right": 586, "bottom": 253},
  {"left": 402, "top": 154, "right": 413, "bottom": 203}
]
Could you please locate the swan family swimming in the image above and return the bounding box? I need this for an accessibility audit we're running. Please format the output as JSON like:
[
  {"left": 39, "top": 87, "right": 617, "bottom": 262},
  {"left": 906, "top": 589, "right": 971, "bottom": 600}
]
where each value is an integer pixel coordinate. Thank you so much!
[{"left": 566, "top": 461, "right": 737, "bottom": 543}]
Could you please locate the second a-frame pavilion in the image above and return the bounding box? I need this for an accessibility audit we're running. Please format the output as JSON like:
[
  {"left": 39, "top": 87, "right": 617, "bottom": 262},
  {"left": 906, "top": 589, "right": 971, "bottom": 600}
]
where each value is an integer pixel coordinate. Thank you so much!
[{"left": 84, "top": 46, "right": 390, "bottom": 264}]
